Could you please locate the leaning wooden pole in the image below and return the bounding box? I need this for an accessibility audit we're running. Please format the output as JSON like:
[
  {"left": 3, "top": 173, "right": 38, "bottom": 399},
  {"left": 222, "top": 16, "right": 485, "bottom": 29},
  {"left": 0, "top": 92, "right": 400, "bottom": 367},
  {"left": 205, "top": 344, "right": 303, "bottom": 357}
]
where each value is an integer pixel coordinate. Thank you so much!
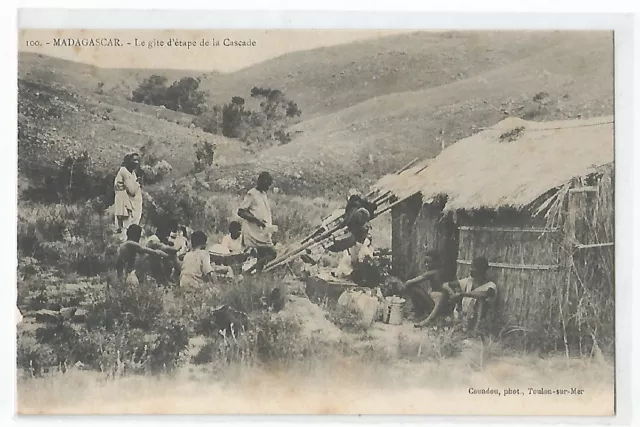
[
  {"left": 263, "top": 224, "right": 345, "bottom": 272},
  {"left": 263, "top": 191, "right": 419, "bottom": 273},
  {"left": 298, "top": 158, "right": 418, "bottom": 245}
]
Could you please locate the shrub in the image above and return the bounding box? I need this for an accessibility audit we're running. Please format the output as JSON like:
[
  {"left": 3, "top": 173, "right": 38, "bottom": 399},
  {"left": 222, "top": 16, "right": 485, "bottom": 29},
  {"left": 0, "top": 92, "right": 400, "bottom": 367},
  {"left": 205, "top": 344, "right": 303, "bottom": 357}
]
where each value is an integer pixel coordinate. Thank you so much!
[
  {"left": 145, "top": 180, "right": 210, "bottom": 230},
  {"left": 86, "top": 278, "right": 165, "bottom": 331},
  {"left": 328, "top": 304, "right": 368, "bottom": 333},
  {"left": 17, "top": 202, "right": 115, "bottom": 275},
  {"left": 21, "top": 151, "right": 115, "bottom": 207},
  {"left": 17, "top": 333, "right": 57, "bottom": 377},
  {"left": 141, "top": 159, "right": 172, "bottom": 185},
  {"left": 193, "top": 140, "right": 216, "bottom": 173},
  {"left": 222, "top": 101, "right": 244, "bottom": 138},
  {"left": 191, "top": 106, "right": 222, "bottom": 134}
]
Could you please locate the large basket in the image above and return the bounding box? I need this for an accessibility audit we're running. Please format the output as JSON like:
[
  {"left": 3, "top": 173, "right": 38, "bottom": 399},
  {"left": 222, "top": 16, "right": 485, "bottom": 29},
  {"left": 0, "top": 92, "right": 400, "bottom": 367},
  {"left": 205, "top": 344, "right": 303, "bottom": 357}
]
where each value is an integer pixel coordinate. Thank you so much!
[{"left": 303, "top": 271, "right": 358, "bottom": 303}]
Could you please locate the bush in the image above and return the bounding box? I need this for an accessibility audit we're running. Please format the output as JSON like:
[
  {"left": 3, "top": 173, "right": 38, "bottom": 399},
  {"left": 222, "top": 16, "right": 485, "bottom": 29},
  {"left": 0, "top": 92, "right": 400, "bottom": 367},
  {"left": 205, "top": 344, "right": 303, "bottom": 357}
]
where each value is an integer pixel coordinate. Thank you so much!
[
  {"left": 163, "top": 77, "right": 206, "bottom": 115},
  {"left": 193, "top": 311, "right": 318, "bottom": 371},
  {"left": 146, "top": 180, "right": 210, "bottom": 231},
  {"left": 17, "top": 275, "right": 190, "bottom": 378},
  {"left": 193, "top": 88, "right": 302, "bottom": 148},
  {"left": 87, "top": 278, "right": 165, "bottom": 331},
  {"left": 132, "top": 75, "right": 206, "bottom": 116},
  {"left": 191, "top": 106, "right": 222, "bottom": 134},
  {"left": 21, "top": 151, "right": 115, "bottom": 207},
  {"left": 193, "top": 140, "right": 215, "bottom": 173},
  {"left": 17, "top": 333, "right": 57, "bottom": 377},
  {"left": 17, "top": 202, "right": 116, "bottom": 275},
  {"left": 131, "top": 75, "right": 169, "bottom": 106},
  {"left": 328, "top": 304, "right": 368, "bottom": 333},
  {"left": 141, "top": 160, "right": 172, "bottom": 185}
]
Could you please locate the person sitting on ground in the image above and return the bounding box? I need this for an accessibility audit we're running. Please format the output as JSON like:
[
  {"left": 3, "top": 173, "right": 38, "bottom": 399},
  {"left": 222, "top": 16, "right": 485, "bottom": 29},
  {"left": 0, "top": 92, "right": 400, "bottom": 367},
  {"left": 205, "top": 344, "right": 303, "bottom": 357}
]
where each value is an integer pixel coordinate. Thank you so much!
[
  {"left": 145, "top": 223, "right": 180, "bottom": 285},
  {"left": 170, "top": 225, "right": 190, "bottom": 261},
  {"left": 220, "top": 221, "right": 243, "bottom": 254},
  {"left": 115, "top": 224, "right": 170, "bottom": 285},
  {"left": 446, "top": 256, "right": 498, "bottom": 333},
  {"left": 237, "top": 172, "right": 278, "bottom": 273},
  {"left": 180, "top": 230, "right": 233, "bottom": 290},
  {"left": 400, "top": 250, "right": 457, "bottom": 328}
]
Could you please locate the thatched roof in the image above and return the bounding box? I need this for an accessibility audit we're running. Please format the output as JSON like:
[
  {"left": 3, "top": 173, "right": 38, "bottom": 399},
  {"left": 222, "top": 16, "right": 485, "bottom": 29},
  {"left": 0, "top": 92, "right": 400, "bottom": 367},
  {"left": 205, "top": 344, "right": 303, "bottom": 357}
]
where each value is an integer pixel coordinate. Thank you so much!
[{"left": 374, "top": 115, "right": 614, "bottom": 212}]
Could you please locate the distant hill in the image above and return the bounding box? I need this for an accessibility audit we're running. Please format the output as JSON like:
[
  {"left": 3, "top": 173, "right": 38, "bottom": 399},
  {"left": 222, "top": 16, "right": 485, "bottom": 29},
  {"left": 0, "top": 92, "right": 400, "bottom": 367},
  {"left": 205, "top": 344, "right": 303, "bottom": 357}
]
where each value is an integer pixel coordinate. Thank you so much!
[
  {"left": 216, "top": 32, "right": 613, "bottom": 195},
  {"left": 199, "top": 31, "right": 578, "bottom": 119},
  {"left": 17, "top": 31, "right": 614, "bottom": 198},
  {"left": 17, "top": 59, "right": 242, "bottom": 182},
  {"left": 18, "top": 52, "right": 209, "bottom": 102}
]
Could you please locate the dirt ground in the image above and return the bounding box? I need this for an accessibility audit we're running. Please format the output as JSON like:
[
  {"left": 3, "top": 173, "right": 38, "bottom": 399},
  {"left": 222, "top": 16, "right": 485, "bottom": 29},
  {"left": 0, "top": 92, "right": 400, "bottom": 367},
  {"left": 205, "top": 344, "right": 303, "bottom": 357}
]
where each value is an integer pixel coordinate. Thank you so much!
[
  {"left": 17, "top": 305, "right": 615, "bottom": 417},
  {"left": 17, "top": 354, "right": 614, "bottom": 416}
]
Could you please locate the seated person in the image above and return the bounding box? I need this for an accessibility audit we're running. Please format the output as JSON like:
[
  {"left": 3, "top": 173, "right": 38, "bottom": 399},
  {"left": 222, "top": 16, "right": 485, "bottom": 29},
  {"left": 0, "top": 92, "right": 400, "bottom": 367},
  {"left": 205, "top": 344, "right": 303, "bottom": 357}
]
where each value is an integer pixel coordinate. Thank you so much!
[
  {"left": 400, "top": 250, "right": 457, "bottom": 328},
  {"left": 221, "top": 221, "right": 243, "bottom": 254},
  {"left": 145, "top": 223, "right": 180, "bottom": 285},
  {"left": 180, "top": 231, "right": 233, "bottom": 290},
  {"left": 334, "top": 236, "right": 373, "bottom": 278},
  {"left": 447, "top": 256, "right": 498, "bottom": 332},
  {"left": 170, "top": 225, "right": 190, "bottom": 260},
  {"left": 115, "top": 224, "right": 170, "bottom": 285}
]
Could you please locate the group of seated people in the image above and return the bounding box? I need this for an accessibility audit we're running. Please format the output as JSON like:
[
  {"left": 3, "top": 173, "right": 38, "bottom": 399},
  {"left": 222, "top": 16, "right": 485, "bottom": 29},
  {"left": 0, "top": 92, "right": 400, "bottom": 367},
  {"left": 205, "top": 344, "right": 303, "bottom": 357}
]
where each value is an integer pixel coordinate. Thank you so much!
[
  {"left": 401, "top": 251, "right": 498, "bottom": 333},
  {"left": 115, "top": 219, "right": 245, "bottom": 290}
]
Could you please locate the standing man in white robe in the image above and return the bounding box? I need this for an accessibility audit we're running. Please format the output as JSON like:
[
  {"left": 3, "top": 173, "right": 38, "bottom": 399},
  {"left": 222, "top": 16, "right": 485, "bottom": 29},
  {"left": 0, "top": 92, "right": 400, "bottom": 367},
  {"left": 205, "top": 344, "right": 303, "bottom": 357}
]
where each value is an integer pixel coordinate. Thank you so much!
[
  {"left": 237, "top": 172, "right": 278, "bottom": 273},
  {"left": 113, "top": 153, "right": 142, "bottom": 235}
]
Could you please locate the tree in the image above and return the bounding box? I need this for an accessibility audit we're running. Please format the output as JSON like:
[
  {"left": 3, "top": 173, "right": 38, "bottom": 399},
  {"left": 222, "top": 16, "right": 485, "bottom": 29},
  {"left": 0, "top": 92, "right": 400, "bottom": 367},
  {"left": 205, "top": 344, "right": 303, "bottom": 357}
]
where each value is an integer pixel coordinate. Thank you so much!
[
  {"left": 286, "top": 101, "right": 302, "bottom": 118},
  {"left": 164, "top": 77, "right": 206, "bottom": 115},
  {"left": 131, "top": 75, "right": 168, "bottom": 106},
  {"left": 222, "top": 99, "right": 244, "bottom": 138}
]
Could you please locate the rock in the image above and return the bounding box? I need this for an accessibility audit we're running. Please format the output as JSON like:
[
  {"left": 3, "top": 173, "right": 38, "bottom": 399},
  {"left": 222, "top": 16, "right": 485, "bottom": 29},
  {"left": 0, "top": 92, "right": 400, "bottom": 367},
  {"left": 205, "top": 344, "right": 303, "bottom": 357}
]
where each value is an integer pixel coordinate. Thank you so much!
[
  {"left": 72, "top": 308, "right": 88, "bottom": 323},
  {"left": 60, "top": 307, "right": 77, "bottom": 319},
  {"left": 35, "top": 309, "right": 62, "bottom": 323}
]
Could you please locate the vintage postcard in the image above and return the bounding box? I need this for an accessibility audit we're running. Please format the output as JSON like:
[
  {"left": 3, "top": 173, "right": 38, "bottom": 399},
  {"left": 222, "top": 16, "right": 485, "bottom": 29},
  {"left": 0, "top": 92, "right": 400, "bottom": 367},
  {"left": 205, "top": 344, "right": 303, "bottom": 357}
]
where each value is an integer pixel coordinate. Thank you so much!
[{"left": 15, "top": 13, "right": 623, "bottom": 417}]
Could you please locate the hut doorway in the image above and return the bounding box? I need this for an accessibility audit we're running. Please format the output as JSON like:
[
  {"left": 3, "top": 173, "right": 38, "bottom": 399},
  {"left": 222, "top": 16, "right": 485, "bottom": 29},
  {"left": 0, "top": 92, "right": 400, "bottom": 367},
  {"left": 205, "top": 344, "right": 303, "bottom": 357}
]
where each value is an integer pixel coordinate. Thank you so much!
[{"left": 390, "top": 194, "right": 458, "bottom": 282}]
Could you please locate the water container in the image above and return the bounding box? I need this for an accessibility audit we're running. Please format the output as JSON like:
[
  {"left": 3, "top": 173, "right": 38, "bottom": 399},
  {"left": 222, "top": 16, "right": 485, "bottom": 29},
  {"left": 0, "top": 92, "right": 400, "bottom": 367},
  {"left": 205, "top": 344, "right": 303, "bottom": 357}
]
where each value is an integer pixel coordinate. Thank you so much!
[{"left": 383, "top": 297, "right": 405, "bottom": 325}]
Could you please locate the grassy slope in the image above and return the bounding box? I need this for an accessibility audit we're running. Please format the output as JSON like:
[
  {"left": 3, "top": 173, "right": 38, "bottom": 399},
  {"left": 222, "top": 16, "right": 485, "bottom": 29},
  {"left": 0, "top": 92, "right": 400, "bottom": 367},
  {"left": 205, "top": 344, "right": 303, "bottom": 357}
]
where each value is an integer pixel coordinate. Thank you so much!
[
  {"left": 221, "top": 32, "right": 613, "bottom": 194},
  {"left": 18, "top": 31, "right": 614, "bottom": 196},
  {"left": 199, "top": 31, "right": 575, "bottom": 119},
  {"left": 18, "top": 54, "right": 243, "bottom": 179},
  {"left": 19, "top": 52, "right": 209, "bottom": 101}
]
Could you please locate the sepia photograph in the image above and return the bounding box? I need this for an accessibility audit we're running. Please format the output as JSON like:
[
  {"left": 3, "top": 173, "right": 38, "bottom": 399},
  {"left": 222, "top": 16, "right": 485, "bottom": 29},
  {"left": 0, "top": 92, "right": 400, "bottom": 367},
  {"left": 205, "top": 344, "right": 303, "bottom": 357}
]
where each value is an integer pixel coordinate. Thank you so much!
[{"left": 15, "top": 22, "right": 618, "bottom": 416}]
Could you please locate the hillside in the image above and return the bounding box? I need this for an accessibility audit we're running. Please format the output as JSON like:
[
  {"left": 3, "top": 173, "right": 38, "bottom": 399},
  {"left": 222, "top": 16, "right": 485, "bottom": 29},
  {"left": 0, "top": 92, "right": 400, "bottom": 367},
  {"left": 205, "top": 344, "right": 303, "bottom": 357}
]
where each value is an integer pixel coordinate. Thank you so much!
[
  {"left": 199, "top": 31, "right": 577, "bottom": 119},
  {"left": 217, "top": 32, "right": 613, "bottom": 194},
  {"left": 18, "top": 31, "right": 614, "bottom": 198},
  {"left": 17, "top": 69, "right": 243, "bottom": 182},
  {"left": 18, "top": 52, "right": 208, "bottom": 102}
]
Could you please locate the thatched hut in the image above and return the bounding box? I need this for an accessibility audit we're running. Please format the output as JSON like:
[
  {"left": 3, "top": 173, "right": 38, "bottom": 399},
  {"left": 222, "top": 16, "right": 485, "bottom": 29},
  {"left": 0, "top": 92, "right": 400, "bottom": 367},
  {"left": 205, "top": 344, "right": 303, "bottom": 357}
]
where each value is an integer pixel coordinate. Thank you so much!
[{"left": 374, "top": 115, "right": 614, "bottom": 353}]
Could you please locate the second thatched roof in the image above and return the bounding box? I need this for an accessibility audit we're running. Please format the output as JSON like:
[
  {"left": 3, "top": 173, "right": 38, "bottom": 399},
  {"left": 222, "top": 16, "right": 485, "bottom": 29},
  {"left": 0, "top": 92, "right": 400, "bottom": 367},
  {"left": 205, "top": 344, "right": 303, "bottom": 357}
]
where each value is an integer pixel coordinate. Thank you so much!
[{"left": 374, "top": 115, "right": 614, "bottom": 212}]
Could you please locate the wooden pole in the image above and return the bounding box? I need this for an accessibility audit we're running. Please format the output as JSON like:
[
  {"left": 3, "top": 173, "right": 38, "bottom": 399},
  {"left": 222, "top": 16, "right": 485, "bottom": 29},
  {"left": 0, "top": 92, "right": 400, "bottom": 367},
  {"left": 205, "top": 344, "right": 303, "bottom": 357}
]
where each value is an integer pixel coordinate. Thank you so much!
[
  {"left": 264, "top": 192, "right": 418, "bottom": 272},
  {"left": 300, "top": 158, "right": 418, "bottom": 244},
  {"left": 264, "top": 224, "right": 345, "bottom": 272}
]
